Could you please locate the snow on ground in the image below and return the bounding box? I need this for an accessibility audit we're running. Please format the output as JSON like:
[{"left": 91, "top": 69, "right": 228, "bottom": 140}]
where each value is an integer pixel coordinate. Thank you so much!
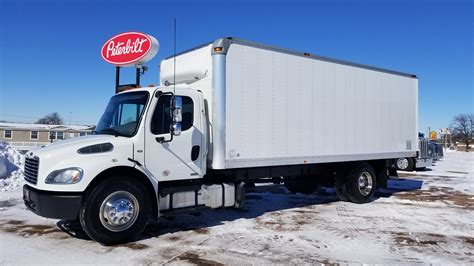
[
  {"left": 0, "top": 150, "right": 473, "bottom": 264},
  {"left": 0, "top": 143, "right": 25, "bottom": 192}
]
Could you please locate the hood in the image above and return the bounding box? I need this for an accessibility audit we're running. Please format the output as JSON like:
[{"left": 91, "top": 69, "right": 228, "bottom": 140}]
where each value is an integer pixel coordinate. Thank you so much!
[
  {"left": 28, "top": 134, "right": 132, "bottom": 159},
  {"left": 24, "top": 134, "right": 138, "bottom": 192}
]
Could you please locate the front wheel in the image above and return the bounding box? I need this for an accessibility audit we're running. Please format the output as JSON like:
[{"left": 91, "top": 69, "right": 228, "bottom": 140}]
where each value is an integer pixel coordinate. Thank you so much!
[
  {"left": 396, "top": 157, "right": 414, "bottom": 171},
  {"left": 79, "top": 177, "right": 152, "bottom": 245}
]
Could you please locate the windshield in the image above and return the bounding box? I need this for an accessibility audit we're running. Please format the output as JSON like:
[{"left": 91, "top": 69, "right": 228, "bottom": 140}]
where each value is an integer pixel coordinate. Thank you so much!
[{"left": 95, "top": 91, "right": 149, "bottom": 137}]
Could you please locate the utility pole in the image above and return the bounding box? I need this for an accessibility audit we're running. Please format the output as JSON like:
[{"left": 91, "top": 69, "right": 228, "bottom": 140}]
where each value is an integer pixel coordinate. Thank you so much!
[{"left": 69, "top": 112, "right": 72, "bottom": 125}]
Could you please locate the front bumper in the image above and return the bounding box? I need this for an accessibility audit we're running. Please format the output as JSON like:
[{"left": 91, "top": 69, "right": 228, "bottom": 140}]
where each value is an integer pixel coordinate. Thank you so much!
[
  {"left": 415, "top": 158, "right": 433, "bottom": 168},
  {"left": 23, "top": 185, "right": 83, "bottom": 220}
]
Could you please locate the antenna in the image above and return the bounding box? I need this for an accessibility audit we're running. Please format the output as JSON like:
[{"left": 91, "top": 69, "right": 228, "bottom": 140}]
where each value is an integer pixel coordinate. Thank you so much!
[{"left": 173, "top": 17, "right": 177, "bottom": 95}]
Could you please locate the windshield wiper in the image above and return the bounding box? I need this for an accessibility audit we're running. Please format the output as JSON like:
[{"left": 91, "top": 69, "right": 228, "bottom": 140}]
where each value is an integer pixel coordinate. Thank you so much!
[{"left": 96, "top": 128, "right": 121, "bottom": 137}]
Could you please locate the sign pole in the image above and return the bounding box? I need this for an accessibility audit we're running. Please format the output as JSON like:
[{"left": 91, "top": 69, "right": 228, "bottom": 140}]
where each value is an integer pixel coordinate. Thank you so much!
[
  {"left": 115, "top": 66, "right": 120, "bottom": 94},
  {"left": 136, "top": 66, "right": 140, "bottom": 87}
]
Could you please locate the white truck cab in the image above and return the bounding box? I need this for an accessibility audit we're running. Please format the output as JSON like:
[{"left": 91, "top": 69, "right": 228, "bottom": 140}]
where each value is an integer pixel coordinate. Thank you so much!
[
  {"left": 23, "top": 37, "right": 419, "bottom": 245},
  {"left": 23, "top": 85, "right": 217, "bottom": 244}
]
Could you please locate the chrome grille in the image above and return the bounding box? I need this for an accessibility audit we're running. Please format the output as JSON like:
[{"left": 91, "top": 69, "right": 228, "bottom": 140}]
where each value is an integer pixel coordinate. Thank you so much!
[
  {"left": 24, "top": 157, "right": 39, "bottom": 185},
  {"left": 419, "top": 139, "right": 429, "bottom": 159}
]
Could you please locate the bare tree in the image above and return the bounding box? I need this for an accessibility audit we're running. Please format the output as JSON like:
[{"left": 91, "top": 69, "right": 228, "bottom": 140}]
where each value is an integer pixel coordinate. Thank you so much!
[
  {"left": 450, "top": 113, "right": 473, "bottom": 152},
  {"left": 36, "top": 112, "right": 64, "bottom": 125}
]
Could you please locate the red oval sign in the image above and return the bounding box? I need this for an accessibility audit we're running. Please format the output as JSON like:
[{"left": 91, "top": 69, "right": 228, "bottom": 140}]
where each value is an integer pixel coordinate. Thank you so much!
[{"left": 101, "top": 32, "right": 159, "bottom": 66}]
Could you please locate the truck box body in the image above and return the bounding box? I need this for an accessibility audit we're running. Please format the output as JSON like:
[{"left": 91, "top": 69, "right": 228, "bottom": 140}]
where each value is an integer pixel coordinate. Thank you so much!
[{"left": 161, "top": 38, "right": 418, "bottom": 170}]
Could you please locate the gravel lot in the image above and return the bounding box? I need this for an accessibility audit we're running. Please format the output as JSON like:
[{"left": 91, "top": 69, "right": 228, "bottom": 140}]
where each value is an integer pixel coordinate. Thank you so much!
[{"left": 1, "top": 151, "right": 473, "bottom": 264}]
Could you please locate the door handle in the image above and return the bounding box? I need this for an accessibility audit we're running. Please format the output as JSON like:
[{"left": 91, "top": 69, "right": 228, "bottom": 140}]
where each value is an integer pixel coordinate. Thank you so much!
[{"left": 191, "top": 145, "right": 200, "bottom": 161}]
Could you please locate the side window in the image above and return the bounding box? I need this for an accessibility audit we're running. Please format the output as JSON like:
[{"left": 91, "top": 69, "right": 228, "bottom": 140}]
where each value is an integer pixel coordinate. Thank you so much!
[
  {"left": 4, "top": 130, "right": 12, "bottom": 139},
  {"left": 30, "top": 131, "right": 38, "bottom": 140},
  {"left": 151, "top": 95, "right": 194, "bottom": 135}
]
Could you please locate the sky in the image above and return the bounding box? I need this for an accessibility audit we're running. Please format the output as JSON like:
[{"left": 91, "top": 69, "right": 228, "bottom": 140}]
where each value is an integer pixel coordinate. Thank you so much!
[{"left": 0, "top": 0, "right": 472, "bottom": 135}]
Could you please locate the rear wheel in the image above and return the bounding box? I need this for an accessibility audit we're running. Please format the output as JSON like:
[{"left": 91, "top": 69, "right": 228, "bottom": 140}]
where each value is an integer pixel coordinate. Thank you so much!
[
  {"left": 396, "top": 157, "right": 414, "bottom": 171},
  {"left": 79, "top": 176, "right": 152, "bottom": 245},
  {"left": 345, "top": 163, "right": 377, "bottom": 204}
]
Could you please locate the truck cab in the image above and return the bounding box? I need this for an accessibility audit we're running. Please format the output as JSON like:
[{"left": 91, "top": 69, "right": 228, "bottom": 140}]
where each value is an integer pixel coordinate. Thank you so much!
[
  {"left": 23, "top": 86, "right": 212, "bottom": 244},
  {"left": 394, "top": 134, "right": 433, "bottom": 171}
]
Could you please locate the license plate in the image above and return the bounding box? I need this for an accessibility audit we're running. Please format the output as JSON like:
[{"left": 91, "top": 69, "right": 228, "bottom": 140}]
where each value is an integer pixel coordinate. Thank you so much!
[{"left": 23, "top": 187, "right": 30, "bottom": 202}]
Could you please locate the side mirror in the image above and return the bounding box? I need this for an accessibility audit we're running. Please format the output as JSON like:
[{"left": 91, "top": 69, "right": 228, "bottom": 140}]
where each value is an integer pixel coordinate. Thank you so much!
[
  {"left": 171, "top": 96, "right": 182, "bottom": 136},
  {"left": 171, "top": 96, "right": 182, "bottom": 123},
  {"left": 171, "top": 123, "right": 181, "bottom": 136}
]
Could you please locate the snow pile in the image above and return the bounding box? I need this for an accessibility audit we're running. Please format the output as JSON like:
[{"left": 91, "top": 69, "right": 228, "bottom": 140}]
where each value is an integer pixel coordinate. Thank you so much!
[{"left": 0, "top": 142, "right": 25, "bottom": 192}]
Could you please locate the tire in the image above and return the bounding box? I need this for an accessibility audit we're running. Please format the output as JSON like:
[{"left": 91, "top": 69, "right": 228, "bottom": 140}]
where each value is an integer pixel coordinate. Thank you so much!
[
  {"left": 284, "top": 177, "right": 319, "bottom": 194},
  {"left": 395, "top": 157, "right": 414, "bottom": 171},
  {"left": 345, "top": 163, "right": 377, "bottom": 204},
  {"left": 79, "top": 176, "right": 152, "bottom": 245}
]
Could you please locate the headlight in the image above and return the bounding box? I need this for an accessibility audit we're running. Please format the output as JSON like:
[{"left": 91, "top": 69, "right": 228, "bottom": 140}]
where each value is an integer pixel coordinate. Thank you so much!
[{"left": 45, "top": 168, "right": 83, "bottom": 184}]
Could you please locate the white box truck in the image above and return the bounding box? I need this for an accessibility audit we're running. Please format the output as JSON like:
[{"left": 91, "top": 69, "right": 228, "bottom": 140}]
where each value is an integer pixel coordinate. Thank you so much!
[{"left": 23, "top": 37, "right": 418, "bottom": 245}]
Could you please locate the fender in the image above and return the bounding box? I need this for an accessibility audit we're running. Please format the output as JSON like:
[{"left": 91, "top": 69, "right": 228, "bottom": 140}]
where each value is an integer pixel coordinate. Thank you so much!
[{"left": 85, "top": 165, "right": 160, "bottom": 219}]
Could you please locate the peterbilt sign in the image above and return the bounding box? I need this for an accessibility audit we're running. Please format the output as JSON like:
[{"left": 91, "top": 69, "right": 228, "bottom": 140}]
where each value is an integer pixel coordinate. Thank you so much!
[{"left": 101, "top": 32, "right": 159, "bottom": 66}]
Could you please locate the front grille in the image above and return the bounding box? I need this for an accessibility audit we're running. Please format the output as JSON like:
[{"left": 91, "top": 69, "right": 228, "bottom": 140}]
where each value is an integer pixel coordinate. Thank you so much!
[
  {"left": 24, "top": 157, "right": 39, "bottom": 185},
  {"left": 419, "top": 139, "right": 429, "bottom": 159}
]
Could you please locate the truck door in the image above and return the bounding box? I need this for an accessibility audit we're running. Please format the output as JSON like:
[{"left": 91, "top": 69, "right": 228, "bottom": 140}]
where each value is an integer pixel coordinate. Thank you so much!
[{"left": 144, "top": 90, "right": 205, "bottom": 181}]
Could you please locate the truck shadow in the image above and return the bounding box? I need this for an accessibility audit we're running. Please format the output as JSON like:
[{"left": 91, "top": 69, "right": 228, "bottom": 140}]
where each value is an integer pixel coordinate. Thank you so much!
[
  {"left": 56, "top": 178, "right": 423, "bottom": 244},
  {"left": 375, "top": 178, "right": 424, "bottom": 198},
  {"left": 56, "top": 219, "right": 90, "bottom": 240},
  {"left": 142, "top": 178, "right": 424, "bottom": 240}
]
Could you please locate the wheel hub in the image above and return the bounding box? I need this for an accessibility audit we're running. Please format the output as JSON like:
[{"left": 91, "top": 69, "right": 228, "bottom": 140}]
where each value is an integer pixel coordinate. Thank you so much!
[
  {"left": 357, "top": 171, "right": 373, "bottom": 196},
  {"left": 397, "top": 158, "right": 409, "bottom": 170},
  {"left": 100, "top": 191, "right": 139, "bottom": 232}
]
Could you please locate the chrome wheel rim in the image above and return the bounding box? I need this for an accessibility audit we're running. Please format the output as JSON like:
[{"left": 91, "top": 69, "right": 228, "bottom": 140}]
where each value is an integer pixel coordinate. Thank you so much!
[
  {"left": 357, "top": 171, "right": 373, "bottom": 196},
  {"left": 99, "top": 191, "right": 139, "bottom": 232},
  {"left": 397, "top": 158, "right": 409, "bottom": 170}
]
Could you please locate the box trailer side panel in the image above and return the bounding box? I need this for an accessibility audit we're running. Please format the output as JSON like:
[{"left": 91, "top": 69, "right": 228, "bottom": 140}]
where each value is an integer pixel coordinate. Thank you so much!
[{"left": 224, "top": 43, "right": 418, "bottom": 168}]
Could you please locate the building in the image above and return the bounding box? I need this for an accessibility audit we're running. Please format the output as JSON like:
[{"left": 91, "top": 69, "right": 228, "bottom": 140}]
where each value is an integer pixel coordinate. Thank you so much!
[{"left": 0, "top": 122, "right": 95, "bottom": 151}]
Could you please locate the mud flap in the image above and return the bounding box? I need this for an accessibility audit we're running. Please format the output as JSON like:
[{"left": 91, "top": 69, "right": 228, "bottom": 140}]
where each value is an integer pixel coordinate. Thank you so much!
[
  {"left": 388, "top": 168, "right": 399, "bottom": 180},
  {"left": 235, "top": 182, "right": 246, "bottom": 209}
]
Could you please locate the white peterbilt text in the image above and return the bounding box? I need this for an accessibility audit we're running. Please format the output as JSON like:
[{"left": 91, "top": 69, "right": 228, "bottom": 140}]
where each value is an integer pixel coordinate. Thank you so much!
[{"left": 106, "top": 38, "right": 148, "bottom": 58}]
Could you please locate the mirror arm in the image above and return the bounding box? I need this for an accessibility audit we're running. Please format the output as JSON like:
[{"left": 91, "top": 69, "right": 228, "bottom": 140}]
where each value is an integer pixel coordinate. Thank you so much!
[
  {"left": 155, "top": 91, "right": 174, "bottom": 98},
  {"left": 156, "top": 134, "right": 173, "bottom": 144}
]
